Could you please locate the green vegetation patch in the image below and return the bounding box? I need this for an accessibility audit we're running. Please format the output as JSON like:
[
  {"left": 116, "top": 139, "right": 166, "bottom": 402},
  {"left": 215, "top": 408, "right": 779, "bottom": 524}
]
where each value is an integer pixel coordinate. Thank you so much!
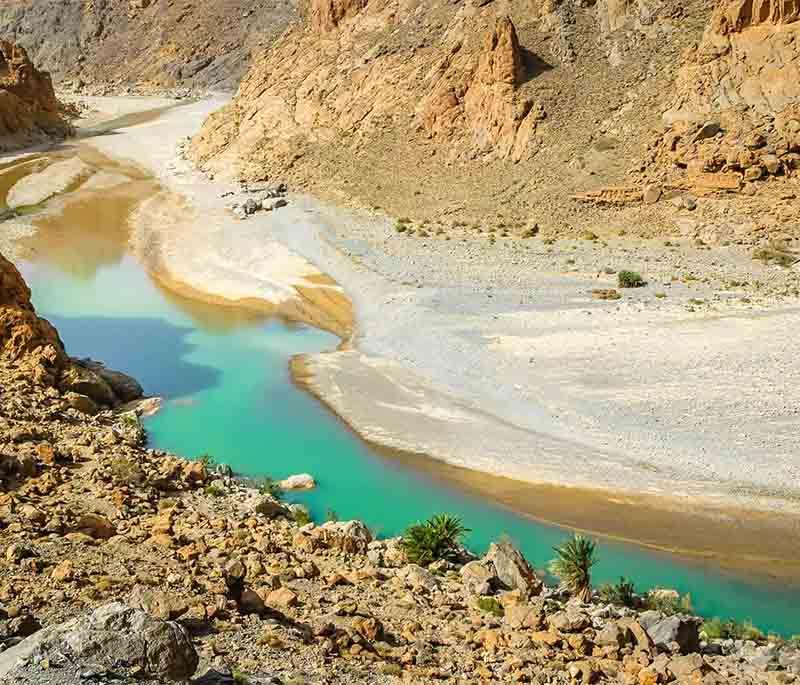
[
  {"left": 617, "top": 270, "right": 646, "bottom": 288},
  {"left": 476, "top": 596, "right": 505, "bottom": 617},
  {"left": 549, "top": 534, "right": 597, "bottom": 602},
  {"left": 400, "top": 513, "right": 470, "bottom": 566}
]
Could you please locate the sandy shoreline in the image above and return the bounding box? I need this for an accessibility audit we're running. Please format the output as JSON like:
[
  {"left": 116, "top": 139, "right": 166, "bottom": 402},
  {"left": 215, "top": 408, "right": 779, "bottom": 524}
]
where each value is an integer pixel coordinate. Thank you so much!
[{"left": 3, "top": 95, "right": 800, "bottom": 574}]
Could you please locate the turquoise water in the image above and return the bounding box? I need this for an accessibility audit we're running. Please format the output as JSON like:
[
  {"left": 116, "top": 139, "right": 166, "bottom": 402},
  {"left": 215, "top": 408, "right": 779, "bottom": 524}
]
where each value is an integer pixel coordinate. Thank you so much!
[{"left": 21, "top": 255, "right": 800, "bottom": 636}]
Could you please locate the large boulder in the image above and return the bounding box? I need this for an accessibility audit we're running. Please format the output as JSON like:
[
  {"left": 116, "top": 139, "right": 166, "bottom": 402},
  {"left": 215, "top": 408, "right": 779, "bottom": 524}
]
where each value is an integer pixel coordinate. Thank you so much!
[
  {"left": 59, "top": 363, "right": 117, "bottom": 406},
  {"left": 77, "top": 359, "right": 144, "bottom": 403},
  {"left": 306, "top": 520, "right": 372, "bottom": 554},
  {"left": 484, "top": 541, "right": 542, "bottom": 597},
  {"left": 646, "top": 615, "right": 701, "bottom": 655},
  {"left": 0, "top": 602, "right": 198, "bottom": 681},
  {"left": 462, "top": 540, "right": 542, "bottom": 598}
]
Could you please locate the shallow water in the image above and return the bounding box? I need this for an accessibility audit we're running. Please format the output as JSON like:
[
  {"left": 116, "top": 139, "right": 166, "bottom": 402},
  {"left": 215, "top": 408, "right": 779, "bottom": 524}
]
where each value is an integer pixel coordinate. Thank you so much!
[{"left": 19, "top": 250, "right": 800, "bottom": 637}]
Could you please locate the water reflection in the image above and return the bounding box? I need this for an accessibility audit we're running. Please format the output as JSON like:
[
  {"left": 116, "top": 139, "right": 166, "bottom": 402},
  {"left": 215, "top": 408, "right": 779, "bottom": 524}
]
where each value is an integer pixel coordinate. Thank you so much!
[{"left": 45, "top": 313, "right": 221, "bottom": 398}]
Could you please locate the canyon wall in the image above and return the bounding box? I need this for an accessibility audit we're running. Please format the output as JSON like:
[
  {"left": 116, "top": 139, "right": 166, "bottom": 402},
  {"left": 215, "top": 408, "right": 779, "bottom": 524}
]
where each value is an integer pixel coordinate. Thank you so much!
[
  {"left": 188, "top": 0, "right": 710, "bottom": 233},
  {"left": 0, "top": 41, "right": 70, "bottom": 151},
  {"left": 0, "top": 0, "right": 298, "bottom": 93},
  {"left": 189, "top": 0, "right": 800, "bottom": 238}
]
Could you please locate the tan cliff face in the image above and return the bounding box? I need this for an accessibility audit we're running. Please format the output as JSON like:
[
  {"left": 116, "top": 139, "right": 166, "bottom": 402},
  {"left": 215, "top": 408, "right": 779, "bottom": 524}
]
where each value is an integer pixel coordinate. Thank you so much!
[
  {"left": 191, "top": 0, "right": 799, "bottom": 240},
  {"left": 669, "top": 0, "right": 800, "bottom": 120},
  {"left": 0, "top": 253, "right": 143, "bottom": 408},
  {"left": 0, "top": 252, "right": 66, "bottom": 384},
  {"left": 640, "top": 0, "right": 800, "bottom": 206},
  {"left": 422, "top": 16, "right": 544, "bottom": 163},
  {"left": 0, "top": 40, "right": 69, "bottom": 151}
]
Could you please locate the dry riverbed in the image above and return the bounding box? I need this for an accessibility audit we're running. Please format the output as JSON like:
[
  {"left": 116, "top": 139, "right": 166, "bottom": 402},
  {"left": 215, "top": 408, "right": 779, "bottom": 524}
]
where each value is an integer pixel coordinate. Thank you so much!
[{"left": 1, "top": 95, "right": 799, "bottom": 578}]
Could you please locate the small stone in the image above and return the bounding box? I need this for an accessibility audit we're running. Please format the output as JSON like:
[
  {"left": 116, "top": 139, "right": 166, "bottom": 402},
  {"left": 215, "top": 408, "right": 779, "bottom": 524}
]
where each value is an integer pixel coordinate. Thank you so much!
[
  {"left": 643, "top": 184, "right": 662, "bottom": 204},
  {"left": 267, "top": 587, "right": 298, "bottom": 608}
]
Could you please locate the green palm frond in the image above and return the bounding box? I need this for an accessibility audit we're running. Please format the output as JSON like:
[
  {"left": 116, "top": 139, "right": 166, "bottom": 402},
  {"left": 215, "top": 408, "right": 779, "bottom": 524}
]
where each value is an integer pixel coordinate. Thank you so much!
[
  {"left": 549, "top": 534, "right": 597, "bottom": 602},
  {"left": 400, "top": 514, "right": 470, "bottom": 565}
]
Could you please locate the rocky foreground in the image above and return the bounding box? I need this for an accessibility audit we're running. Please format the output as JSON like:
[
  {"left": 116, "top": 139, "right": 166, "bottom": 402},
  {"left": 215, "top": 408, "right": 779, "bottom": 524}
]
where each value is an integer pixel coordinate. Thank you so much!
[{"left": 0, "top": 251, "right": 799, "bottom": 684}]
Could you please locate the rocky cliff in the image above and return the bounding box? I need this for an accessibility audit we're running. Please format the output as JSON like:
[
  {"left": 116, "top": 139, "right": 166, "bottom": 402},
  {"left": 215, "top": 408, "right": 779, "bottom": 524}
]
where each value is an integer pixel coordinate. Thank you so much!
[
  {"left": 0, "top": 252, "right": 66, "bottom": 383},
  {"left": 190, "top": 0, "right": 800, "bottom": 240},
  {"left": 0, "top": 0, "right": 297, "bottom": 94},
  {"left": 642, "top": 0, "right": 800, "bottom": 197},
  {"left": 0, "top": 253, "right": 141, "bottom": 410},
  {"left": 0, "top": 41, "right": 70, "bottom": 151}
]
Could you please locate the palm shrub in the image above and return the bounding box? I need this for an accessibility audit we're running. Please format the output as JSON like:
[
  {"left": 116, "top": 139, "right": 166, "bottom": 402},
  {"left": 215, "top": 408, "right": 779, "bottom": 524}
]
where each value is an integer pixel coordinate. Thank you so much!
[
  {"left": 549, "top": 534, "right": 597, "bottom": 602},
  {"left": 400, "top": 514, "right": 470, "bottom": 565}
]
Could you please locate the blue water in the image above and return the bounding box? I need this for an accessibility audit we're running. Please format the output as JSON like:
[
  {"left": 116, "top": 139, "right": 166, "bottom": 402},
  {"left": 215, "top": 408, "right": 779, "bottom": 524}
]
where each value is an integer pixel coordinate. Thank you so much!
[{"left": 21, "top": 255, "right": 800, "bottom": 637}]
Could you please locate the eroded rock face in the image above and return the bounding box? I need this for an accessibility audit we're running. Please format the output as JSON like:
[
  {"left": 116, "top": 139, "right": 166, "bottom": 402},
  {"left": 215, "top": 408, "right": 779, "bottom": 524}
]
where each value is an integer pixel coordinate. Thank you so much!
[
  {"left": 0, "top": 40, "right": 69, "bottom": 151},
  {"left": 0, "top": 252, "right": 66, "bottom": 384},
  {"left": 306, "top": 0, "right": 368, "bottom": 33},
  {"left": 0, "top": 252, "right": 144, "bottom": 406},
  {"left": 669, "top": 0, "right": 800, "bottom": 119},
  {"left": 0, "top": 0, "right": 297, "bottom": 94},
  {"left": 640, "top": 0, "right": 800, "bottom": 193},
  {"left": 713, "top": 0, "right": 800, "bottom": 33},
  {"left": 423, "top": 16, "right": 543, "bottom": 162},
  {"left": 190, "top": 2, "right": 548, "bottom": 180}
]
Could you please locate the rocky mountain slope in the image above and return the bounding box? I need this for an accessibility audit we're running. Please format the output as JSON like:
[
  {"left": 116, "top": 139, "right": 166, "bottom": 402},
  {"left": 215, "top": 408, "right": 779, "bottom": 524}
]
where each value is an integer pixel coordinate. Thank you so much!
[
  {"left": 190, "top": 0, "right": 800, "bottom": 241},
  {"left": 0, "top": 0, "right": 297, "bottom": 94},
  {"left": 0, "top": 41, "right": 70, "bottom": 152},
  {"left": 1, "top": 252, "right": 799, "bottom": 683}
]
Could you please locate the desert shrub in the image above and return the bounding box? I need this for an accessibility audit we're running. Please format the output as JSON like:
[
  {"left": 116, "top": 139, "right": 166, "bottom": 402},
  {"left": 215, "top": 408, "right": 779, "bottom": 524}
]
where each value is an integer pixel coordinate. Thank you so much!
[
  {"left": 753, "top": 244, "right": 797, "bottom": 268},
  {"left": 476, "top": 597, "right": 505, "bottom": 617},
  {"left": 549, "top": 534, "right": 597, "bottom": 602},
  {"left": 702, "top": 618, "right": 765, "bottom": 642},
  {"left": 204, "top": 484, "right": 225, "bottom": 497},
  {"left": 293, "top": 508, "right": 312, "bottom": 526},
  {"left": 400, "top": 514, "right": 470, "bottom": 565},
  {"left": 197, "top": 453, "right": 217, "bottom": 468},
  {"left": 109, "top": 456, "right": 145, "bottom": 485},
  {"left": 598, "top": 577, "right": 637, "bottom": 607},
  {"left": 644, "top": 590, "right": 693, "bottom": 615},
  {"left": 618, "top": 270, "right": 646, "bottom": 288},
  {"left": 258, "top": 477, "right": 283, "bottom": 500}
]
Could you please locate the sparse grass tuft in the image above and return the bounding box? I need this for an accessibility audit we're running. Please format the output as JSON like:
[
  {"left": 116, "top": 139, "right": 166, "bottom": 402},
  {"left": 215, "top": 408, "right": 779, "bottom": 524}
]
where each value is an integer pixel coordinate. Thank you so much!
[
  {"left": 197, "top": 453, "right": 217, "bottom": 468},
  {"left": 293, "top": 508, "right": 312, "bottom": 526},
  {"left": 204, "top": 484, "right": 225, "bottom": 497},
  {"left": 400, "top": 514, "right": 470, "bottom": 566},
  {"left": 109, "top": 456, "right": 145, "bottom": 486},
  {"left": 644, "top": 589, "right": 693, "bottom": 615},
  {"left": 476, "top": 596, "right": 505, "bottom": 617}
]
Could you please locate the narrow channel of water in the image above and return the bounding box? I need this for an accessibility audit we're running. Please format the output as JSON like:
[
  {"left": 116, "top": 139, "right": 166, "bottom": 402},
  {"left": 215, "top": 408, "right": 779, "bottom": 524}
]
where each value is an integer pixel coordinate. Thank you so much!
[{"left": 19, "top": 253, "right": 800, "bottom": 637}]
